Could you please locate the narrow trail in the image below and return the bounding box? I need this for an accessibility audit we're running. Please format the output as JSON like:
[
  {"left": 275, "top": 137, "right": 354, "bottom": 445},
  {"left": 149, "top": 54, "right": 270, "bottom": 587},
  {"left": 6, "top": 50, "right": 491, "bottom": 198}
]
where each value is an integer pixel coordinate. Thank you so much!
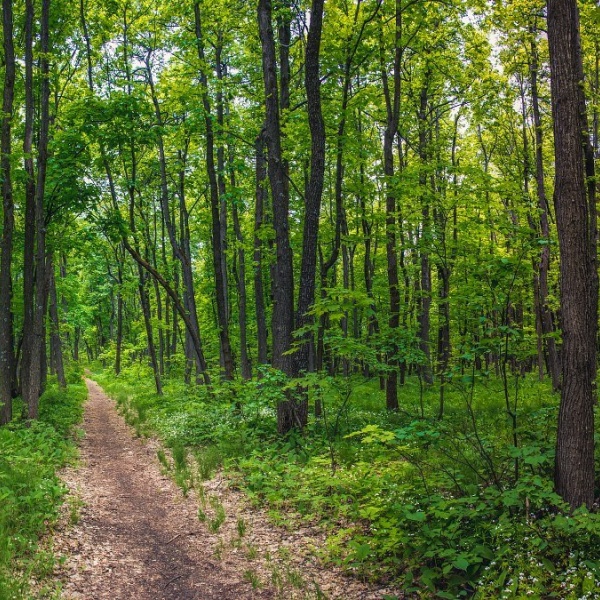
[{"left": 55, "top": 379, "right": 273, "bottom": 599}]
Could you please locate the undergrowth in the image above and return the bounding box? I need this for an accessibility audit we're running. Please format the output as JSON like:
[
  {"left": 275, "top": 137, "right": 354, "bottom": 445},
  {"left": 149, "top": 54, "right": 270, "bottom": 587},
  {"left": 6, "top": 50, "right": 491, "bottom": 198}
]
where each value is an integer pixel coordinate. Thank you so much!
[
  {"left": 0, "top": 367, "right": 86, "bottom": 600},
  {"left": 93, "top": 363, "right": 600, "bottom": 598}
]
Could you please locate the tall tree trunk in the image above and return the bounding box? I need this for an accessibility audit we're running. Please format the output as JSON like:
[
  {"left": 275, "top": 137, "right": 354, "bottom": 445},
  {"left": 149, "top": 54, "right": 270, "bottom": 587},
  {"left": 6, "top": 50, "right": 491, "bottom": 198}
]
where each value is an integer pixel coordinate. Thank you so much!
[
  {"left": 115, "top": 250, "right": 124, "bottom": 376},
  {"left": 138, "top": 265, "right": 162, "bottom": 395},
  {"left": 436, "top": 116, "right": 459, "bottom": 419},
  {"left": 258, "top": 0, "right": 299, "bottom": 433},
  {"left": 23, "top": 0, "right": 51, "bottom": 419},
  {"left": 0, "top": 0, "right": 15, "bottom": 424},
  {"left": 295, "top": 0, "right": 325, "bottom": 377},
  {"left": 150, "top": 214, "right": 165, "bottom": 377},
  {"left": 177, "top": 149, "right": 208, "bottom": 382},
  {"left": 548, "top": 0, "right": 597, "bottom": 510},
  {"left": 194, "top": 2, "right": 234, "bottom": 380},
  {"left": 21, "top": 0, "right": 36, "bottom": 413},
  {"left": 230, "top": 148, "right": 252, "bottom": 380},
  {"left": 417, "top": 81, "right": 433, "bottom": 385},
  {"left": 253, "top": 130, "right": 269, "bottom": 366},
  {"left": 215, "top": 39, "right": 230, "bottom": 344},
  {"left": 380, "top": 2, "right": 402, "bottom": 411},
  {"left": 47, "top": 255, "right": 66, "bottom": 388}
]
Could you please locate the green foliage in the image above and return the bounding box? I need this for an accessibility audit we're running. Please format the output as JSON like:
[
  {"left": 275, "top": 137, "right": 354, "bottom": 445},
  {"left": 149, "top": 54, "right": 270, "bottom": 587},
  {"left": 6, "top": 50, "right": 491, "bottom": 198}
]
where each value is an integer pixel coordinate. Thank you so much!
[
  {"left": 96, "top": 365, "right": 600, "bottom": 597},
  {"left": 0, "top": 381, "right": 87, "bottom": 599},
  {"left": 207, "top": 496, "right": 226, "bottom": 534}
]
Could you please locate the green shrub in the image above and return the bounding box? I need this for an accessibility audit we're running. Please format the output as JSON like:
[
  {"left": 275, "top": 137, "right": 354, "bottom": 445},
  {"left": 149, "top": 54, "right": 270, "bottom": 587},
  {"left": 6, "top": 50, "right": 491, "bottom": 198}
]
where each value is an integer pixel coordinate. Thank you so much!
[
  {"left": 0, "top": 380, "right": 86, "bottom": 599},
  {"left": 92, "top": 366, "right": 600, "bottom": 598}
]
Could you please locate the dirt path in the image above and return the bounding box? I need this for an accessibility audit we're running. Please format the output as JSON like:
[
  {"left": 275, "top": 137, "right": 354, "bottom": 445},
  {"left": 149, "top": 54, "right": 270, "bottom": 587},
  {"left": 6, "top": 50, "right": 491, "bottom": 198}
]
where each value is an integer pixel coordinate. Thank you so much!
[
  {"left": 55, "top": 379, "right": 273, "bottom": 599},
  {"left": 54, "top": 379, "right": 401, "bottom": 600}
]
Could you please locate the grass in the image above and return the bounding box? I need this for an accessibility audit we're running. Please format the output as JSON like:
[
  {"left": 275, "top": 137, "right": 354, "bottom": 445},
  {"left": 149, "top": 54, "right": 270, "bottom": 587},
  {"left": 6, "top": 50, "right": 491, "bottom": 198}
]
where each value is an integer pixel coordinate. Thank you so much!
[
  {"left": 0, "top": 371, "right": 87, "bottom": 600},
  {"left": 91, "top": 362, "right": 600, "bottom": 598}
]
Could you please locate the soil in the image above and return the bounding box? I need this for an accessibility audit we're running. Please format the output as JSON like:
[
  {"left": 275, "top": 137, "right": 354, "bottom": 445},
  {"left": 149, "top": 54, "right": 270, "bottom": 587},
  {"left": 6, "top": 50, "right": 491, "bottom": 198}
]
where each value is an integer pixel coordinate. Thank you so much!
[{"left": 52, "top": 379, "right": 403, "bottom": 599}]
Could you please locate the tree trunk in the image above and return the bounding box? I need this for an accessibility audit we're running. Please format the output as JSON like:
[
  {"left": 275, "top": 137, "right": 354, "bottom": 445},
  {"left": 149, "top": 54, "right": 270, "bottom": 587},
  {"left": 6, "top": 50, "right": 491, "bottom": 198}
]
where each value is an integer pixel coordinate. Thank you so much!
[
  {"left": 416, "top": 81, "right": 433, "bottom": 385},
  {"left": 253, "top": 130, "right": 269, "bottom": 366},
  {"left": 48, "top": 255, "right": 66, "bottom": 388},
  {"left": 21, "top": 0, "right": 36, "bottom": 415},
  {"left": 23, "top": 0, "right": 51, "bottom": 419},
  {"left": 177, "top": 147, "right": 209, "bottom": 382},
  {"left": 295, "top": 0, "right": 325, "bottom": 376},
  {"left": 258, "top": 0, "right": 302, "bottom": 434},
  {"left": 115, "top": 252, "right": 124, "bottom": 376},
  {"left": 530, "top": 30, "right": 561, "bottom": 391},
  {"left": 230, "top": 149, "right": 252, "bottom": 380},
  {"left": 380, "top": 2, "right": 402, "bottom": 411},
  {"left": 548, "top": 0, "right": 598, "bottom": 510},
  {"left": 0, "top": 0, "right": 15, "bottom": 425},
  {"left": 194, "top": 2, "right": 234, "bottom": 380}
]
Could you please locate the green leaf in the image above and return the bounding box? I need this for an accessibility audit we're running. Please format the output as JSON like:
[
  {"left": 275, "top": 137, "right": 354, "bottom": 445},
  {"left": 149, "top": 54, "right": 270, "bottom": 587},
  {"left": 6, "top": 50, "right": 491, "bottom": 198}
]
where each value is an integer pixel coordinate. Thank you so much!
[{"left": 453, "top": 556, "right": 470, "bottom": 570}]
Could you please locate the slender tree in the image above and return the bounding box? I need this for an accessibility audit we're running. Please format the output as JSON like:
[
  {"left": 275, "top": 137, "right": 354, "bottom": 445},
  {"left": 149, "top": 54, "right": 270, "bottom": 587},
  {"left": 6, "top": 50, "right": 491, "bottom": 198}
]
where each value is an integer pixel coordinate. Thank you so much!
[
  {"left": 194, "top": 1, "right": 234, "bottom": 380},
  {"left": 295, "top": 0, "right": 325, "bottom": 376},
  {"left": 0, "top": 0, "right": 15, "bottom": 424},
  {"left": 380, "top": 1, "right": 402, "bottom": 411},
  {"left": 258, "top": 0, "right": 299, "bottom": 433}
]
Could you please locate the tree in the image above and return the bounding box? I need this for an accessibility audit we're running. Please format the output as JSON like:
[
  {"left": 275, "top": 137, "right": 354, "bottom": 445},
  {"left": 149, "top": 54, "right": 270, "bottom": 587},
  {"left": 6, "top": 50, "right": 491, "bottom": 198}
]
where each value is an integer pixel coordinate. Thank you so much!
[
  {"left": 0, "top": 0, "right": 15, "bottom": 424},
  {"left": 380, "top": 0, "right": 402, "bottom": 411},
  {"left": 193, "top": 1, "right": 234, "bottom": 380},
  {"left": 21, "top": 0, "right": 52, "bottom": 419},
  {"left": 295, "top": 0, "right": 325, "bottom": 377},
  {"left": 257, "top": 0, "right": 298, "bottom": 433},
  {"left": 547, "top": 0, "right": 597, "bottom": 509}
]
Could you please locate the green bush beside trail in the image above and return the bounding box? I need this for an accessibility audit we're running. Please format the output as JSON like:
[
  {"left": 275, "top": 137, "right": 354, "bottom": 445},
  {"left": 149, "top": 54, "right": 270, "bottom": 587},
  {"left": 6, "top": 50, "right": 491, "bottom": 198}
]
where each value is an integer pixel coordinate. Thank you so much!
[
  {"left": 0, "top": 374, "right": 86, "bottom": 600},
  {"left": 94, "top": 364, "right": 600, "bottom": 599}
]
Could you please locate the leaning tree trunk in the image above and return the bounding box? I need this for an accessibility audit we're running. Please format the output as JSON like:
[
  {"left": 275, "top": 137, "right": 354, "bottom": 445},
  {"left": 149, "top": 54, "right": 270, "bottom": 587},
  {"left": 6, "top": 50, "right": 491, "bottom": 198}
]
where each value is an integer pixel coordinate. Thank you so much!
[{"left": 548, "top": 0, "right": 598, "bottom": 510}]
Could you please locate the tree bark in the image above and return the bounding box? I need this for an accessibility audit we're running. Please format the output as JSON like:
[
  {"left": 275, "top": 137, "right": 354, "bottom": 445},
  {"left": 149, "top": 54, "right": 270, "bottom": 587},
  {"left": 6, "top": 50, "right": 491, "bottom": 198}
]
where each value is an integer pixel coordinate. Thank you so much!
[
  {"left": 257, "top": 0, "right": 295, "bottom": 377},
  {"left": 295, "top": 0, "right": 325, "bottom": 376},
  {"left": 23, "top": 0, "right": 51, "bottom": 419},
  {"left": 529, "top": 30, "right": 561, "bottom": 391},
  {"left": 177, "top": 148, "right": 207, "bottom": 382},
  {"left": 548, "top": 0, "right": 597, "bottom": 510},
  {"left": 416, "top": 80, "right": 433, "bottom": 385},
  {"left": 230, "top": 148, "right": 252, "bottom": 380},
  {"left": 258, "top": 0, "right": 302, "bottom": 434},
  {"left": 194, "top": 2, "right": 235, "bottom": 380},
  {"left": 380, "top": 2, "right": 402, "bottom": 411},
  {"left": 0, "top": 0, "right": 15, "bottom": 424},
  {"left": 21, "top": 0, "right": 36, "bottom": 410},
  {"left": 253, "top": 130, "right": 269, "bottom": 366},
  {"left": 47, "top": 255, "right": 66, "bottom": 388}
]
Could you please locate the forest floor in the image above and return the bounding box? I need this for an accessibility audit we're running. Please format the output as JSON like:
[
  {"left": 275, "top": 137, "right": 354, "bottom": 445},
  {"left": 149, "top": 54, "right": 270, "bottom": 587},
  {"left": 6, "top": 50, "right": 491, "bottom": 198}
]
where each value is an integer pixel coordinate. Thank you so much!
[{"left": 50, "top": 379, "right": 402, "bottom": 599}]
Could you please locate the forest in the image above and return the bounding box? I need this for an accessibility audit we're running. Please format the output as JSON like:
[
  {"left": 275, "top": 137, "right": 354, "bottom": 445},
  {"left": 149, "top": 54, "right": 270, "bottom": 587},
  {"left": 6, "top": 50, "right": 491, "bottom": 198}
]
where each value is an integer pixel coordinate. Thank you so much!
[{"left": 1, "top": 0, "right": 600, "bottom": 597}]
